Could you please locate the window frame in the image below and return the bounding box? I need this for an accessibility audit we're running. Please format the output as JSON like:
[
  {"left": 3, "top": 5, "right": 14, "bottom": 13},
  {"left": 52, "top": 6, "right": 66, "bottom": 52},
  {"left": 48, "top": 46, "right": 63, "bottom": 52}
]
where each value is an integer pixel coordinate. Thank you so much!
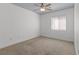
[{"left": 51, "top": 15, "right": 67, "bottom": 32}]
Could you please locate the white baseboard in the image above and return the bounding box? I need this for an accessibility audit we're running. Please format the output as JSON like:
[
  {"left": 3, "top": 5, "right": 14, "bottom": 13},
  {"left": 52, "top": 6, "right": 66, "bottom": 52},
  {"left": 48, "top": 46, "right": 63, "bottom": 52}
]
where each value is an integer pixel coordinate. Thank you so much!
[
  {"left": 0, "top": 35, "right": 39, "bottom": 49},
  {"left": 40, "top": 34, "right": 73, "bottom": 42}
]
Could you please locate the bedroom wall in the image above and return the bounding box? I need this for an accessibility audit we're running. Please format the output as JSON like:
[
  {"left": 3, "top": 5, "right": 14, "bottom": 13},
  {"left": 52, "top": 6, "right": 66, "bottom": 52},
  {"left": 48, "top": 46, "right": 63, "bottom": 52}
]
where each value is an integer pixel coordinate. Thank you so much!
[
  {"left": 40, "top": 8, "right": 74, "bottom": 42},
  {"left": 0, "top": 4, "right": 40, "bottom": 48}
]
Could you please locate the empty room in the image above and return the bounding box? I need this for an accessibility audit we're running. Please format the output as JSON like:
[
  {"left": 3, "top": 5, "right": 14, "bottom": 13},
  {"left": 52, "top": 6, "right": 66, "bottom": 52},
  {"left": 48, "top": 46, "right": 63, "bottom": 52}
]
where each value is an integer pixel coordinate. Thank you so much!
[{"left": 0, "top": 3, "right": 79, "bottom": 55}]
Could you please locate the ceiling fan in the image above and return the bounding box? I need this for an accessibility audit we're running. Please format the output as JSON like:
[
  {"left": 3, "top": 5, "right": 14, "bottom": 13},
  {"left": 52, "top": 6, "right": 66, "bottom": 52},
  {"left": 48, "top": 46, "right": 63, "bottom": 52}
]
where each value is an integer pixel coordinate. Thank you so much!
[{"left": 34, "top": 3, "right": 52, "bottom": 12}]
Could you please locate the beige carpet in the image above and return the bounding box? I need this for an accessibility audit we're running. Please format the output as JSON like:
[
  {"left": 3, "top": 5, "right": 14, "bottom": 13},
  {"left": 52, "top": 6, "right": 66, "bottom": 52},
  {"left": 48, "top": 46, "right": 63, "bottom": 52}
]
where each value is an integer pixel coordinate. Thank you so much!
[{"left": 0, "top": 36, "right": 75, "bottom": 55}]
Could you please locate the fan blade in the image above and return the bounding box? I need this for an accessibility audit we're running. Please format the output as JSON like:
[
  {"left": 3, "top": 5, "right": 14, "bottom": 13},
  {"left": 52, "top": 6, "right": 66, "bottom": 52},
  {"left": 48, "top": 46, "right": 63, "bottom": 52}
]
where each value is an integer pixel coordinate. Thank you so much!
[
  {"left": 44, "top": 8, "right": 53, "bottom": 12},
  {"left": 45, "top": 7, "right": 52, "bottom": 10}
]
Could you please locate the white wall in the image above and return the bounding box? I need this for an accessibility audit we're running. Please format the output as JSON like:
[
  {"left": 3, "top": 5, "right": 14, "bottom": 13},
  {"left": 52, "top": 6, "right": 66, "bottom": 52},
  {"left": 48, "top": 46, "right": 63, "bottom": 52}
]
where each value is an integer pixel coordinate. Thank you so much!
[
  {"left": 0, "top": 4, "right": 40, "bottom": 48},
  {"left": 74, "top": 4, "right": 79, "bottom": 54},
  {"left": 40, "top": 8, "right": 74, "bottom": 42}
]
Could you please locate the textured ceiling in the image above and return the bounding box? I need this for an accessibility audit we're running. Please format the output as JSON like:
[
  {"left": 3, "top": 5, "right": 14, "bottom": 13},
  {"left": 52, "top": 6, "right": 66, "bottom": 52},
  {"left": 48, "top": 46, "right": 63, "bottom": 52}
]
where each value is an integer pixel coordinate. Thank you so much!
[{"left": 13, "top": 3, "right": 74, "bottom": 15}]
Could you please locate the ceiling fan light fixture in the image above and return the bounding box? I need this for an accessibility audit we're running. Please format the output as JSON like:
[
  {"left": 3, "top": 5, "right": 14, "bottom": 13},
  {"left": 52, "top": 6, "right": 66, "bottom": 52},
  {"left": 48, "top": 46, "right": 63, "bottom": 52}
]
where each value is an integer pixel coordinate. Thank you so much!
[{"left": 40, "top": 7, "right": 45, "bottom": 12}]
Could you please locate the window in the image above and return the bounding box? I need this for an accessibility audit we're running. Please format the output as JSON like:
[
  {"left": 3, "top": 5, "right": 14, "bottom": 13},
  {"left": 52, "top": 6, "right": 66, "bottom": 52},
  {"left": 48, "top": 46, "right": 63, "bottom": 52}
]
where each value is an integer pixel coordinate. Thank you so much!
[{"left": 51, "top": 16, "right": 66, "bottom": 31}]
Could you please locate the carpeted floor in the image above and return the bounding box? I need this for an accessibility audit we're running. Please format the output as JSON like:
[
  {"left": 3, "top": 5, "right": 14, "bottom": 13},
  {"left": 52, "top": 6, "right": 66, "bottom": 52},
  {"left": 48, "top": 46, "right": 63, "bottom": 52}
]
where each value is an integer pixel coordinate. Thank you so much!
[{"left": 0, "top": 36, "right": 75, "bottom": 55}]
